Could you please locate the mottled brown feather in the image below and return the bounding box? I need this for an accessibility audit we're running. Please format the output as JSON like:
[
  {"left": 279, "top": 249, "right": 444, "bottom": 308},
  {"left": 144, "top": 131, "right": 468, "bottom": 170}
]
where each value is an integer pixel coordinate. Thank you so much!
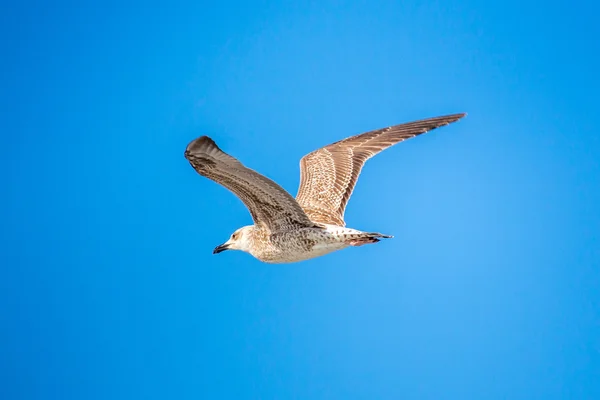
[
  {"left": 185, "top": 136, "right": 316, "bottom": 232},
  {"left": 295, "top": 113, "right": 466, "bottom": 226}
]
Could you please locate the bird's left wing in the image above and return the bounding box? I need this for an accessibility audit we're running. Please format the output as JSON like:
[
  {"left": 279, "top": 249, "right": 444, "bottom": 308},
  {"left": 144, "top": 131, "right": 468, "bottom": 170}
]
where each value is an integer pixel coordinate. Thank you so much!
[{"left": 185, "top": 136, "right": 317, "bottom": 232}]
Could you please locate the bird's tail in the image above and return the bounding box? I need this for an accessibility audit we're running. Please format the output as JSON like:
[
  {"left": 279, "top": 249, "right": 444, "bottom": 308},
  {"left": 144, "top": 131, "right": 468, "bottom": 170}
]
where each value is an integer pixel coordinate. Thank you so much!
[
  {"left": 366, "top": 232, "right": 393, "bottom": 239},
  {"left": 344, "top": 231, "right": 393, "bottom": 247}
]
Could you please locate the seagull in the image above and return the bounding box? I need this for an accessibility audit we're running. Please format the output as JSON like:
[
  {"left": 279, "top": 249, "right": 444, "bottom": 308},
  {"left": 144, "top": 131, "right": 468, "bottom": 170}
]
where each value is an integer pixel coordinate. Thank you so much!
[{"left": 185, "top": 113, "right": 465, "bottom": 263}]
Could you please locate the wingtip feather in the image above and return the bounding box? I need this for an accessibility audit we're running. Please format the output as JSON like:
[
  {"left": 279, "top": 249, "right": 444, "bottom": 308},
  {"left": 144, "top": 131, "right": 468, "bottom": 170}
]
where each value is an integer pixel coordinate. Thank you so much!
[
  {"left": 435, "top": 112, "right": 467, "bottom": 123},
  {"left": 185, "top": 136, "right": 217, "bottom": 157}
]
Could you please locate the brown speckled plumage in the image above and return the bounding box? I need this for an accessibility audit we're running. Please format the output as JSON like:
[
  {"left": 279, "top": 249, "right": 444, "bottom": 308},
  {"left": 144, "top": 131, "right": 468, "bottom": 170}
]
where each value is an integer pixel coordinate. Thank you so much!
[
  {"left": 185, "top": 136, "right": 318, "bottom": 232},
  {"left": 296, "top": 113, "right": 466, "bottom": 226},
  {"left": 185, "top": 113, "right": 466, "bottom": 263}
]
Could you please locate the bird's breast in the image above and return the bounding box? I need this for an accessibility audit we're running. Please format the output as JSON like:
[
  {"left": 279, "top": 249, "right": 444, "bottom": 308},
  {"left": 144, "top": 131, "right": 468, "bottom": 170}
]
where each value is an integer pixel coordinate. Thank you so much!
[{"left": 251, "top": 227, "right": 349, "bottom": 263}]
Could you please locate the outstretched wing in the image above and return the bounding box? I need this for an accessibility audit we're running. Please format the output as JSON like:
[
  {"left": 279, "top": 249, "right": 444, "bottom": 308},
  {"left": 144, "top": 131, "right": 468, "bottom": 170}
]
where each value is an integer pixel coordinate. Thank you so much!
[
  {"left": 185, "top": 136, "right": 316, "bottom": 232},
  {"left": 296, "top": 113, "right": 466, "bottom": 226}
]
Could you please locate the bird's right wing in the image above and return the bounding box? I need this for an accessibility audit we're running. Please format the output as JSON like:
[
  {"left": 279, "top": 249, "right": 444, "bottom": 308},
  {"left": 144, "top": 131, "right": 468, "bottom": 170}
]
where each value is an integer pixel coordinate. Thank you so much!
[
  {"left": 295, "top": 113, "right": 466, "bottom": 226},
  {"left": 185, "top": 136, "right": 317, "bottom": 232}
]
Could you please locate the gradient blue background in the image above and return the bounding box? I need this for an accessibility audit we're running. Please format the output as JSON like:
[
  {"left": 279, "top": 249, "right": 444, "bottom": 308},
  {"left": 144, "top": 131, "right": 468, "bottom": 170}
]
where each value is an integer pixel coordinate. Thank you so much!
[{"left": 2, "top": 1, "right": 599, "bottom": 399}]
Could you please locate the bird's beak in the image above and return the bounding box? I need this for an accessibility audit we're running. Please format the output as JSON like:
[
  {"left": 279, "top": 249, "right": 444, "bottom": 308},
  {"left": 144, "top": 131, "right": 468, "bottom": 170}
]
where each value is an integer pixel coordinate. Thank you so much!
[{"left": 213, "top": 243, "right": 230, "bottom": 254}]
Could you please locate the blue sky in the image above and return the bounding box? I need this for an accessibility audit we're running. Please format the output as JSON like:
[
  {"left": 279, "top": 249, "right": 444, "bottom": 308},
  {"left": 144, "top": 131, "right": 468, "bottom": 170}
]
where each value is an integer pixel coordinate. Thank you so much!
[{"left": 2, "top": 1, "right": 599, "bottom": 399}]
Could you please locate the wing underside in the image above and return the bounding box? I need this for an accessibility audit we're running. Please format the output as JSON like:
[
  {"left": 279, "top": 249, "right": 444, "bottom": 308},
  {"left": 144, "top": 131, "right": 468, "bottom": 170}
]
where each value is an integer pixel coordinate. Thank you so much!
[{"left": 295, "top": 113, "right": 466, "bottom": 226}]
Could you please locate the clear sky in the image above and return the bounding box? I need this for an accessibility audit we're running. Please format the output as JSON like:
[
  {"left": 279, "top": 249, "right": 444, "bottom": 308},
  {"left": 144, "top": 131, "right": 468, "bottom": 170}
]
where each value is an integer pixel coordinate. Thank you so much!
[{"left": 2, "top": 1, "right": 599, "bottom": 399}]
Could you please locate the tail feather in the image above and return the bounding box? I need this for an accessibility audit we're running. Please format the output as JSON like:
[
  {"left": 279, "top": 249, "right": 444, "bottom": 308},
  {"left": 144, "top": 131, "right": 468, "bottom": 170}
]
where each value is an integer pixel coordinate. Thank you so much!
[
  {"left": 367, "top": 232, "right": 393, "bottom": 239},
  {"left": 345, "top": 232, "right": 393, "bottom": 247}
]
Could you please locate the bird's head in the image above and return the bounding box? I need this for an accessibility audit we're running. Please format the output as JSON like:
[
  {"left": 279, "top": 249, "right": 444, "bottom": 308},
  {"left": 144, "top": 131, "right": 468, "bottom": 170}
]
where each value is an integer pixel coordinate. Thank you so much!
[{"left": 213, "top": 225, "right": 254, "bottom": 255}]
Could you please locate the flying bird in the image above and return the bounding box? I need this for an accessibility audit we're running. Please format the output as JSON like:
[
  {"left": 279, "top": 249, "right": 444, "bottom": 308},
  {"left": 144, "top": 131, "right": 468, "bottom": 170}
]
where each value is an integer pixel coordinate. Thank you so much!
[{"left": 185, "top": 113, "right": 466, "bottom": 263}]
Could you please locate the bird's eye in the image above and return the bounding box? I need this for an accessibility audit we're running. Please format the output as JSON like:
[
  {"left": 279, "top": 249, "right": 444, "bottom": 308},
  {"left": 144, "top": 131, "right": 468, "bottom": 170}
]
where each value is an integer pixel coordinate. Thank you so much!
[{"left": 232, "top": 233, "right": 239, "bottom": 240}]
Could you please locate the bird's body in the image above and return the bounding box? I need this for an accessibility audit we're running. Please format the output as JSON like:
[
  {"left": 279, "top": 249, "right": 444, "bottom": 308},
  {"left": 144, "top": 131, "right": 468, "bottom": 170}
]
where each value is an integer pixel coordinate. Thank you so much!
[
  {"left": 185, "top": 113, "right": 466, "bottom": 263},
  {"left": 239, "top": 224, "right": 390, "bottom": 263}
]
